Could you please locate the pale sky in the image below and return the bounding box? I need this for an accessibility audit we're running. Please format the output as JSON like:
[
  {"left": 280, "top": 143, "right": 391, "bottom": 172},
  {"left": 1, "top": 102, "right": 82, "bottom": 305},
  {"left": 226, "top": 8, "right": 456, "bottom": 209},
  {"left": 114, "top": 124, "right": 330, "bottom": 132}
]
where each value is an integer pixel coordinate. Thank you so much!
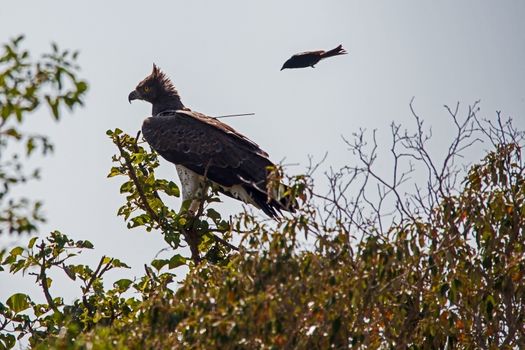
[{"left": 1, "top": 1, "right": 524, "bottom": 303}]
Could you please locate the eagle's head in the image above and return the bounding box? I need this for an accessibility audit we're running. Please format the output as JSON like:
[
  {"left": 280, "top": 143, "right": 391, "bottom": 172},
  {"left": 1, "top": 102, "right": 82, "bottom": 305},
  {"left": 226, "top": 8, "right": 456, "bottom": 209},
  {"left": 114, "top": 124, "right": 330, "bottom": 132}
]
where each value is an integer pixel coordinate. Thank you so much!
[{"left": 128, "top": 64, "right": 180, "bottom": 105}]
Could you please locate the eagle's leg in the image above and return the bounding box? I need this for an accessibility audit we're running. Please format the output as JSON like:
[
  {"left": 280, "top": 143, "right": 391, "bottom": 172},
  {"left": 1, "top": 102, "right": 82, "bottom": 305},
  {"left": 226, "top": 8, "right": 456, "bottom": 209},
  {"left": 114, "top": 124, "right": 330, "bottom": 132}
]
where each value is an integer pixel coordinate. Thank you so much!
[
  {"left": 176, "top": 165, "right": 207, "bottom": 216},
  {"left": 188, "top": 199, "right": 202, "bottom": 215}
]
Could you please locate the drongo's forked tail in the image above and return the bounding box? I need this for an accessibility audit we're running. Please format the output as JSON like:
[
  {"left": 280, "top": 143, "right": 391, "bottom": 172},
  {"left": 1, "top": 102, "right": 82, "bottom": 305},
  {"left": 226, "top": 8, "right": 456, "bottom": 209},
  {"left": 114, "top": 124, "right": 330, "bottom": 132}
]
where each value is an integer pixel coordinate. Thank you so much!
[{"left": 320, "top": 44, "right": 348, "bottom": 59}]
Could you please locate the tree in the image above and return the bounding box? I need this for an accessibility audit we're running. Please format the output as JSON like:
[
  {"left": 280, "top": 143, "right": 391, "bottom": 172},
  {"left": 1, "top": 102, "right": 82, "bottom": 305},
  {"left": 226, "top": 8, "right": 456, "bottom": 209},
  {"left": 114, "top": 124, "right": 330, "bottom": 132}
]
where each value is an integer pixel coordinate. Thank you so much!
[
  {"left": 0, "top": 35, "right": 88, "bottom": 236},
  {"left": 0, "top": 36, "right": 524, "bottom": 348}
]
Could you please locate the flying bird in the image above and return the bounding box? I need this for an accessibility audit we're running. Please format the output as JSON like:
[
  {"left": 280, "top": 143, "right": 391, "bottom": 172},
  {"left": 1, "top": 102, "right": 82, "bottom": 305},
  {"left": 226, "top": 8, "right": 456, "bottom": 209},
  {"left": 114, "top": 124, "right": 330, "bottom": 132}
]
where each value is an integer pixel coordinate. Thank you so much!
[
  {"left": 281, "top": 44, "right": 347, "bottom": 70},
  {"left": 128, "top": 65, "right": 295, "bottom": 217}
]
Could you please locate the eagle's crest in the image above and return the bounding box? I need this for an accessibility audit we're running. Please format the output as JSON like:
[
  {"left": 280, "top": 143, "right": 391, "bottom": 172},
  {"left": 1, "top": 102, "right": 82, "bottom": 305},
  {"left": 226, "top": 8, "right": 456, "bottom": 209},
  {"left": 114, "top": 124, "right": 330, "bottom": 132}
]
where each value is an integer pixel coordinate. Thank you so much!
[{"left": 138, "top": 63, "right": 180, "bottom": 97}]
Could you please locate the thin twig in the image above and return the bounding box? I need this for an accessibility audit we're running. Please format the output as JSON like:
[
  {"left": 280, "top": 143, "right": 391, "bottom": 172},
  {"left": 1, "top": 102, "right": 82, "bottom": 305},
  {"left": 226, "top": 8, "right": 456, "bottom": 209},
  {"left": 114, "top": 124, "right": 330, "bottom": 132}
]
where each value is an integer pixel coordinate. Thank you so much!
[
  {"left": 210, "top": 233, "right": 239, "bottom": 251},
  {"left": 38, "top": 243, "right": 58, "bottom": 312},
  {"left": 82, "top": 256, "right": 113, "bottom": 313},
  {"left": 115, "top": 134, "right": 159, "bottom": 222}
]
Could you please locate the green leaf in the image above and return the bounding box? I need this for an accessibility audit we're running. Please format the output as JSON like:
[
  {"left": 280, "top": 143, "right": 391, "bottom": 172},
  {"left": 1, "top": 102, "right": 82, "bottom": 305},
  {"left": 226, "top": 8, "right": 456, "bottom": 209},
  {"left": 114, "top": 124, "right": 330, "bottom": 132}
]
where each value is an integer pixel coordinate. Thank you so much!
[
  {"left": 0, "top": 333, "right": 16, "bottom": 349},
  {"left": 129, "top": 214, "right": 151, "bottom": 228},
  {"left": 167, "top": 181, "right": 180, "bottom": 197},
  {"left": 2, "top": 255, "right": 16, "bottom": 265},
  {"left": 28, "top": 237, "right": 38, "bottom": 249},
  {"left": 132, "top": 152, "right": 144, "bottom": 164},
  {"left": 77, "top": 240, "right": 94, "bottom": 249},
  {"left": 9, "top": 247, "right": 24, "bottom": 257},
  {"left": 156, "top": 180, "right": 180, "bottom": 197},
  {"left": 26, "top": 137, "right": 35, "bottom": 156},
  {"left": 76, "top": 81, "right": 88, "bottom": 93},
  {"left": 113, "top": 278, "right": 133, "bottom": 292},
  {"left": 107, "top": 166, "right": 122, "bottom": 178},
  {"left": 63, "top": 265, "right": 76, "bottom": 280},
  {"left": 93, "top": 311, "right": 103, "bottom": 323},
  {"left": 207, "top": 208, "right": 222, "bottom": 222},
  {"left": 111, "top": 259, "right": 130, "bottom": 269},
  {"left": 168, "top": 254, "right": 187, "bottom": 269},
  {"left": 9, "top": 259, "right": 26, "bottom": 274},
  {"left": 45, "top": 96, "right": 60, "bottom": 120},
  {"left": 151, "top": 259, "right": 169, "bottom": 272},
  {"left": 6, "top": 293, "right": 30, "bottom": 313},
  {"left": 120, "top": 181, "right": 134, "bottom": 193},
  {"left": 4, "top": 128, "right": 21, "bottom": 139}
]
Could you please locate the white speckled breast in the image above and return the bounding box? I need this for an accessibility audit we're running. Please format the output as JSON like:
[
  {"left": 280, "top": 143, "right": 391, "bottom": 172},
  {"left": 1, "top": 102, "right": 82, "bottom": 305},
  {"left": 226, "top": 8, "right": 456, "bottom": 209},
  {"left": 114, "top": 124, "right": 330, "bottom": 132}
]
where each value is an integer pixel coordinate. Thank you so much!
[{"left": 175, "top": 165, "right": 204, "bottom": 201}]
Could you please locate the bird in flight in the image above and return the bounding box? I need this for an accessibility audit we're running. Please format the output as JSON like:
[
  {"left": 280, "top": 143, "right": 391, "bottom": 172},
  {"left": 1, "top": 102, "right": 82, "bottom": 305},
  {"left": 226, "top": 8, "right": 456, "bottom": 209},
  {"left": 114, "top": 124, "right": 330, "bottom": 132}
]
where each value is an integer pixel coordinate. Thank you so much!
[
  {"left": 281, "top": 44, "right": 347, "bottom": 70},
  {"left": 128, "top": 65, "right": 295, "bottom": 217}
]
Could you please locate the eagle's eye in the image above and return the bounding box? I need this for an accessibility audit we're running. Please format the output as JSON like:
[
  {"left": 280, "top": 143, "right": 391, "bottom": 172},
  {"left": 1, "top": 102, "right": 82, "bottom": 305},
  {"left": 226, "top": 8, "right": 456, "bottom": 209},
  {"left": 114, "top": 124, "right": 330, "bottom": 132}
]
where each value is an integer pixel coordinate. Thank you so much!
[{"left": 143, "top": 86, "right": 151, "bottom": 93}]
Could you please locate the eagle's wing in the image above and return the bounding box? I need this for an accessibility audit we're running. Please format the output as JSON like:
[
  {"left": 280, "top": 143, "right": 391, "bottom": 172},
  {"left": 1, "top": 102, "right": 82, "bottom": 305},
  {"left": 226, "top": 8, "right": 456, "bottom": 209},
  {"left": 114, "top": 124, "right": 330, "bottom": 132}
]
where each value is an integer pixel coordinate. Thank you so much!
[
  {"left": 178, "top": 110, "right": 268, "bottom": 158},
  {"left": 142, "top": 110, "right": 271, "bottom": 187},
  {"left": 142, "top": 110, "right": 291, "bottom": 215}
]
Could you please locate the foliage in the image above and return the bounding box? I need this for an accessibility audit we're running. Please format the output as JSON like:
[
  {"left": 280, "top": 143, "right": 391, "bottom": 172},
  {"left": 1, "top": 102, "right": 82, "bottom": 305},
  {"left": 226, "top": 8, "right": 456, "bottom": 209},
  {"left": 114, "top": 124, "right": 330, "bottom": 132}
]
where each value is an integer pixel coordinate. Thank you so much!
[
  {"left": 0, "top": 231, "right": 133, "bottom": 348},
  {"left": 2, "top": 101, "right": 524, "bottom": 348},
  {"left": 0, "top": 35, "right": 88, "bottom": 235}
]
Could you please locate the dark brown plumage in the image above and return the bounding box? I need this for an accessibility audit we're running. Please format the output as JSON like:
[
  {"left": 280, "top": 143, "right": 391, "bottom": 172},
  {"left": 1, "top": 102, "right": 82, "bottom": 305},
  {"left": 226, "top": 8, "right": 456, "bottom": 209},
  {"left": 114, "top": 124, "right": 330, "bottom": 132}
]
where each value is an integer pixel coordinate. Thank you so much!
[
  {"left": 281, "top": 44, "right": 347, "bottom": 70},
  {"left": 129, "top": 65, "right": 295, "bottom": 217}
]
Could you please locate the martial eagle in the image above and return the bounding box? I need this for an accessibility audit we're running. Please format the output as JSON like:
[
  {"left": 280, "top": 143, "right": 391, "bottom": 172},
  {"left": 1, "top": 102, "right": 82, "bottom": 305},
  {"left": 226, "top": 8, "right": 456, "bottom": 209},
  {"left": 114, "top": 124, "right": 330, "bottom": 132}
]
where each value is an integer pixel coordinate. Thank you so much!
[
  {"left": 281, "top": 44, "right": 347, "bottom": 70},
  {"left": 128, "top": 65, "right": 295, "bottom": 217}
]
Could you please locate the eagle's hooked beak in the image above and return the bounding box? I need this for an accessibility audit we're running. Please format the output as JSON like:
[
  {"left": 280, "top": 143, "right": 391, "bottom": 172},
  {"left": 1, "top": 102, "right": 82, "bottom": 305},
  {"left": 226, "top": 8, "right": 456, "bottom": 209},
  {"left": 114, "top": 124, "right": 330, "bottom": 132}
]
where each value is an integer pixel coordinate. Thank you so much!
[{"left": 128, "top": 90, "right": 140, "bottom": 103}]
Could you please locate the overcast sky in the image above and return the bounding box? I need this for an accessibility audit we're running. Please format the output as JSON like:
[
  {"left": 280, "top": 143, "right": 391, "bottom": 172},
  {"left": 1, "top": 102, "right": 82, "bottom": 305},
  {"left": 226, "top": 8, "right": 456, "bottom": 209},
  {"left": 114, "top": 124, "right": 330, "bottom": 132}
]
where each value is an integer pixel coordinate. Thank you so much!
[{"left": 1, "top": 1, "right": 524, "bottom": 303}]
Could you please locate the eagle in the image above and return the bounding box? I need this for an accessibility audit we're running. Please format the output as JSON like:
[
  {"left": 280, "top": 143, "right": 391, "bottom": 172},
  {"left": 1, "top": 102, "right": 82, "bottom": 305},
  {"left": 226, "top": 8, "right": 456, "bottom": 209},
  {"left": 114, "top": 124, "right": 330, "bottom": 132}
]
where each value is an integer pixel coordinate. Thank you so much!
[
  {"left": 281, "top": 44, "right": 347, "bottom": 70},
  {"left": 128, "top": 65, "right": 295, "bottom": 217}
]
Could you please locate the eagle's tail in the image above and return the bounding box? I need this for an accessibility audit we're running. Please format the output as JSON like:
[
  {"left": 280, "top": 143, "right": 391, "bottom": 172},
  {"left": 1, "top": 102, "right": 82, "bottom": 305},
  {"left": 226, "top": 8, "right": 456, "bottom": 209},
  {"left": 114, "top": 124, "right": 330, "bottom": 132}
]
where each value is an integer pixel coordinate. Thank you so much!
[
  {"left": 237, "top": 169, "right": 298, "bottom": 217},
  {"left": 320, "top": 44, "right": 347, "bottom": 59},
  {"left": 245, "top": 184, "right": 296, "bottom": 218}
]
